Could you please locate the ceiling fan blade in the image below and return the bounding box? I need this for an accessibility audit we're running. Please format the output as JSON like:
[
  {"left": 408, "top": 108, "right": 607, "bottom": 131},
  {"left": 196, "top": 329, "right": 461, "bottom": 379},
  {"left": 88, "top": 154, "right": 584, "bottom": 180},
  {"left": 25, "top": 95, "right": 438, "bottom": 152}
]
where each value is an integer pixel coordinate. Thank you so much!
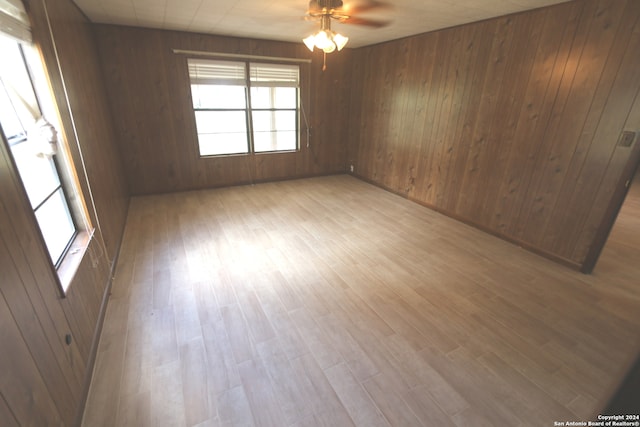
[
  {"left": 340, "top": 16, "right": 390, "bottom": 27},
  {"left": 308, "top": 0, "right": 321, "bottom": 12},
  {"left": 343, "top": 0, "right": 390, "bottom": 14}
]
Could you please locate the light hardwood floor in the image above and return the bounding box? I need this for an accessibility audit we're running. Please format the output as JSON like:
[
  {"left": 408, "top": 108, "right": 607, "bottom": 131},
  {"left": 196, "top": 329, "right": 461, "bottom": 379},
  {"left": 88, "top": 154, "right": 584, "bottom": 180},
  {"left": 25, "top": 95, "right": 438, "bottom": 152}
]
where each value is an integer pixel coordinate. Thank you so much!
[{"left": 82, "top": 175, "right": 640, "bottom": 427}]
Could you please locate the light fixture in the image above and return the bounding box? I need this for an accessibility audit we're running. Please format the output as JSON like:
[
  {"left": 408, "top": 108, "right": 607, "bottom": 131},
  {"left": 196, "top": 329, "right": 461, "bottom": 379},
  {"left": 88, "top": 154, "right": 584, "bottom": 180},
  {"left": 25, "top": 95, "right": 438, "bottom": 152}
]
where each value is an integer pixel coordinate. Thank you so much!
[
  {"left": 303, "top": 15, "right": 348, "bottom": 54},
  {"left": 303, "top": 29, "right": 348, "bottom": 53}
]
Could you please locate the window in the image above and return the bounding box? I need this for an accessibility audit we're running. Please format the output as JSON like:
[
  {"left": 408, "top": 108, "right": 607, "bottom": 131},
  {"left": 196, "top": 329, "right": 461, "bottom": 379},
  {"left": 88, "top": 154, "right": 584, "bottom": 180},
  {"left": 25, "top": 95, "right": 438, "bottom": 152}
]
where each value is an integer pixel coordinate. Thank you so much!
[
  {"left": 0, "top": 34, "right": 81, "bottom": 269},
  {"left": 188, "top": 59, "right": 300, "bottom": 156}
]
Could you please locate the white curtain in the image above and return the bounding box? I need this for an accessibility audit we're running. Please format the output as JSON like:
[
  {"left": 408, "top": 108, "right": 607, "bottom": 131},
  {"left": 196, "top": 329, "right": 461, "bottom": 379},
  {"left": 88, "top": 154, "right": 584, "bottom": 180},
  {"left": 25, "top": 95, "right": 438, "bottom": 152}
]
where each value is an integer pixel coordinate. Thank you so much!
[{"left": 0, "top": 3, "right": 58, "bottom": 157}]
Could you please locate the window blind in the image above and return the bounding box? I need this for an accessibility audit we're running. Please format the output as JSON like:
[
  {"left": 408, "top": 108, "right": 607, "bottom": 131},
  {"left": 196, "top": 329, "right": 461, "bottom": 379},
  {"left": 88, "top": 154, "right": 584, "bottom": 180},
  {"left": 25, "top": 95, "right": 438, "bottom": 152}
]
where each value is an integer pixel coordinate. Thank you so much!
[
  {"left": 187, "top": 59, "right": 246, "bottom": 86},
  {"left": 0, "top": 0, "right": 30, "bottom": 43},
  {"left": 250, "top": 63, "right": 299, "bottom": 87}
]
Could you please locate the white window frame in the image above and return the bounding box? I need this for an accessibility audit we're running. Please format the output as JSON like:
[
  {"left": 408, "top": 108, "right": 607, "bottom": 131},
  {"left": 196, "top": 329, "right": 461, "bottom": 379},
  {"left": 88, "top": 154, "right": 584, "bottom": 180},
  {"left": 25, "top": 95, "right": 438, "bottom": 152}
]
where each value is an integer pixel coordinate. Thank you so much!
[
  {"left": 0, "top": 37, "right": 79, "bottom": 268},
  {"left": 0, "top": 1, "right": 93, "bottom": 294},
  {"left": 187, "top": 58, "right": 300, "bottom": 157}
]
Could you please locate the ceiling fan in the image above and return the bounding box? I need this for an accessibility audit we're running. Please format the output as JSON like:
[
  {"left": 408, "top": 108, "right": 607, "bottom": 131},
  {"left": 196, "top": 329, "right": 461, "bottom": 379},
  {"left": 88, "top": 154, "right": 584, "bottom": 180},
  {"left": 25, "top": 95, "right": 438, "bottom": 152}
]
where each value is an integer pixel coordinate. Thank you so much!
[
  {"left": 306, "top": 0, "right": 390, "bottom": 29},
  {"left": 302, "top": 0, "right": 390, "bottom": 61}
]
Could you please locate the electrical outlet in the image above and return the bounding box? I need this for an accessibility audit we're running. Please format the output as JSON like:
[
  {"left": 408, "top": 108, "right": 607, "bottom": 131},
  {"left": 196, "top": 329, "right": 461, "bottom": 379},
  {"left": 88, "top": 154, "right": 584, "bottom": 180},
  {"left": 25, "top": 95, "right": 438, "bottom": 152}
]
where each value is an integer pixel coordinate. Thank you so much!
[{"left": 618, "top": 130, "right": 637, "bottom": 147}]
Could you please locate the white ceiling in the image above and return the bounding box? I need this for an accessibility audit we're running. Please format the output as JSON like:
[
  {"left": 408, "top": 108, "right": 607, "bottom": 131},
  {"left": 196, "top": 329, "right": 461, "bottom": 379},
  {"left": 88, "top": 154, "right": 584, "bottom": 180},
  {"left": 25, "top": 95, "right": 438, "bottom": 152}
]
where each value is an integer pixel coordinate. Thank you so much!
[{"left": 73, "top": 0, "right": 573, "bottom": 48}]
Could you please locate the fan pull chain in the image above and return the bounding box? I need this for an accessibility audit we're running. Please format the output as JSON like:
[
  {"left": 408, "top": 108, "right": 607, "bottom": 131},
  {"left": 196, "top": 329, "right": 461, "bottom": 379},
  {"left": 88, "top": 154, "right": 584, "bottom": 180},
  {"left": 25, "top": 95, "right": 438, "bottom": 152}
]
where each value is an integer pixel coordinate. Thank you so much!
[{"left": 323, "top": 52, "right": 327, "bottom": 71}]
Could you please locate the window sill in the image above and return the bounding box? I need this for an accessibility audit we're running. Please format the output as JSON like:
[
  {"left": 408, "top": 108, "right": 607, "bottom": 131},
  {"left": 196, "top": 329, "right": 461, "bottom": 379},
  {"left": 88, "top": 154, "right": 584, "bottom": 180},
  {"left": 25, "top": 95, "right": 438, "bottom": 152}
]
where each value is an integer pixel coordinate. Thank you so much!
[
  {"left": 199, "top": 149, "right": 299, "bottom": 159},
  {"left": 57, "top": 229, "right": 93, "bottom": 295},
  {"left": 255, "top": 149, "right": 298, "bottom": 155}
]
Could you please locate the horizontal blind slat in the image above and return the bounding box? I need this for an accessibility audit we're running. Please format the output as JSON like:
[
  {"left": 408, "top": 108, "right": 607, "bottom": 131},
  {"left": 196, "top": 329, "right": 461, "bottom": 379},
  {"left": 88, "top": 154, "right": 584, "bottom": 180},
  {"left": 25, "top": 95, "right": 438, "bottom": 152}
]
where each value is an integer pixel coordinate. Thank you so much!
[
  {"left": 250, "top": 63, "right": 299, "bottom": 87},
  {"left": 0, "top": 0, "right": 31, "bottom": 43},
  {"left": 188, "top": 59, "right": 246, "bottom": 86}
]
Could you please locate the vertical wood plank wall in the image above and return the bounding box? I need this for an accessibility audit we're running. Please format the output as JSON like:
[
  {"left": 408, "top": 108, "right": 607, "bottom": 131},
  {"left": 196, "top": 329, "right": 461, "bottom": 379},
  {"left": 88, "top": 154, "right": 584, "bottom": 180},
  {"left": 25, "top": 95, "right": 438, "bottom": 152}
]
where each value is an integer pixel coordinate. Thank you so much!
[
  {"left": 348, "top": 0, "right": 640, "bottom": 268},
  {"left": 93, "top": 25, "right": 352, "bottom": 195},
  {"left": 0, "top": 0, "right": 129, "bottom": 425}
]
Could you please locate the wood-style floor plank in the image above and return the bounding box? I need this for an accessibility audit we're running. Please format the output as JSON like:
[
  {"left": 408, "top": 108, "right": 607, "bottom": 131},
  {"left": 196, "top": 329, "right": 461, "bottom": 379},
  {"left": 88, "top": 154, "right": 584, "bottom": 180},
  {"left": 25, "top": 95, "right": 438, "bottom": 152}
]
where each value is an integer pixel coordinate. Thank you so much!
[
  {"left": 151, "top": 361, "right": 187, "bottom": 427},
  {"left": 82, "top": 175, "right": 640, "bottom": 426}
]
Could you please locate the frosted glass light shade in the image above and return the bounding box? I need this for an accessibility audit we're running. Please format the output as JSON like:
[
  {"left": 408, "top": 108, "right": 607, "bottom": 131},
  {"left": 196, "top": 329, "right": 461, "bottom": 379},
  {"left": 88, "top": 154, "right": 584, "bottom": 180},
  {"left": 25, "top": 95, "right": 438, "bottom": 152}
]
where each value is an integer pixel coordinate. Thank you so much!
[
  {"left": 303, "top": 35, "right": 316, "bottom": 51},
  {"left": 322, "top": 42, "right": 336, "bottom": 53},
  {"left": 302, "top": 30, "right": 348, "bottom": 53},
  {"left": 333, "top": 33, "right": 348, "bottom": 51}
]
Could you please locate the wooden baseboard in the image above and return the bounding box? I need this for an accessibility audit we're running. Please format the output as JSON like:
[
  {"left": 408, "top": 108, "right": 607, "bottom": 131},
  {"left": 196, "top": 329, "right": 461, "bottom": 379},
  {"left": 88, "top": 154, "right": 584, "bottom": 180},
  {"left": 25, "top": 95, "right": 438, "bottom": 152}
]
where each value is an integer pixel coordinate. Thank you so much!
[
  {"left": 72, "top": 200, "right": 130, "bottom": 427},
  {"left": 350, "top": 173, "right": 583, "bottom": 272},
  {"left": 130, "top": 171, "right": 348, "bottom": 197}
]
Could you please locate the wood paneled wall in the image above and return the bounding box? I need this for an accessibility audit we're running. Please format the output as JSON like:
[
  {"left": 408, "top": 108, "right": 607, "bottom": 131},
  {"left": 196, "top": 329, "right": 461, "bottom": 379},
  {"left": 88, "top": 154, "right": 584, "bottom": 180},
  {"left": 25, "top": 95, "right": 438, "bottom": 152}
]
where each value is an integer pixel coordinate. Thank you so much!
[
  {"left": 348, "top": 0, "right": 640, "bottom": 268},
  {"left": 93, "top": 25, "right": 352, "bottom": 195},
  {"left": 0, "top": 0, "right": 129, "bottom": 425}
]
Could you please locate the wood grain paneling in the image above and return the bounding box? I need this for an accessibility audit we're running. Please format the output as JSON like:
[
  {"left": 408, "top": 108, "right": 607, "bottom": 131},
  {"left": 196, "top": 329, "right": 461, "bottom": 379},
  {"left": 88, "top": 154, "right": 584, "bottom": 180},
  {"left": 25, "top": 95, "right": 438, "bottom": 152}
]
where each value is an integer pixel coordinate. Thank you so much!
[
  {"left": 0, "top": 0, "right": 129, "bottom": 425},
  {"left": 0, "top": 292, "right": 64, "bottom": 426},
  {"left": 93, "top": 25, "right": 352, "bottom": 195},
  {"left": 348, "top": 0, "right": 640, "bottom": 268}
]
